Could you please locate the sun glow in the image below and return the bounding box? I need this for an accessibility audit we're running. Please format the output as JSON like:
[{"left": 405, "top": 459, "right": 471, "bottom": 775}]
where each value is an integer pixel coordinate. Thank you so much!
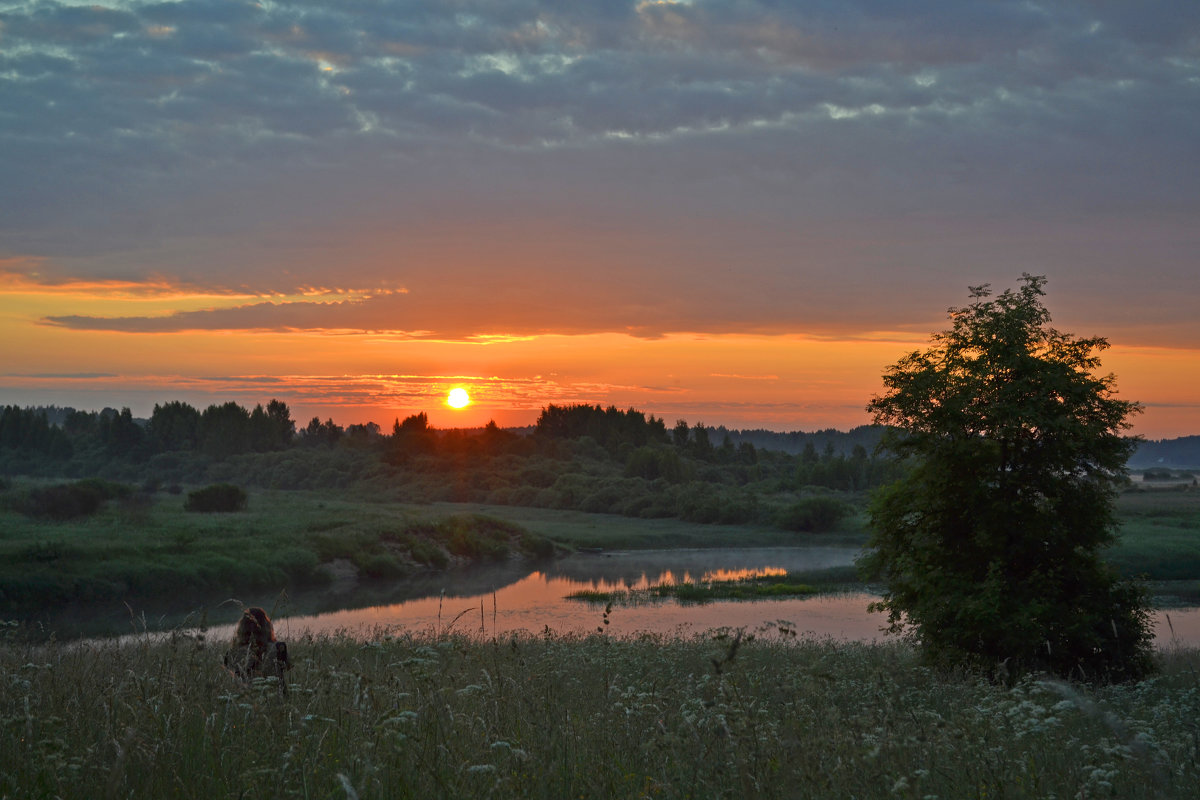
[{"left": 447, "top": 387, "right": 471, "bottom": 409}]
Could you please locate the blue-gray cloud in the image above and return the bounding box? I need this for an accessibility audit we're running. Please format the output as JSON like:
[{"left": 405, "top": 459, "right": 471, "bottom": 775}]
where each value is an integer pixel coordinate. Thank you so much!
[{"left": 2, "top": 0, "right": 1198, "bottom": 341}]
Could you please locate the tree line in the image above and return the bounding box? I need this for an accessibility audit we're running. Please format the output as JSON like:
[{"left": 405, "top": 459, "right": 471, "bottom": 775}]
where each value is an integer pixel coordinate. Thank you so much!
[
  {"left": 1, "top": 400, "right": 295, "bottom": 463},
  {"left": 1, "top": 399, "right": 906, "bottom": 497}
]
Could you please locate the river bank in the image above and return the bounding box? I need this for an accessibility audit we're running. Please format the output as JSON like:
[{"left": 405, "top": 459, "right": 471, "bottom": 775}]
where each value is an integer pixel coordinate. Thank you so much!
[
  {"left": 4, "top": 486, "right": 1198, "bottom": 639},
  {"left": 0, "top": 485, "right": 857, "bottom": 618}
]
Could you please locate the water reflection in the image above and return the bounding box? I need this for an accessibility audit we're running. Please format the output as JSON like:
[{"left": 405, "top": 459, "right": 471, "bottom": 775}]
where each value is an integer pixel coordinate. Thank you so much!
[
  {"left": 214, "top": 547, "right": 1200, "bottom": 649},
  {"left": 542, "top": 547, "right": 854, "bottom": 588},
  {"left": 261, "top": 581, "right": 889, "bottom": 644},
  {"left": 187, "top": 547, "right": 866, "bottom": 642},
  {"left": 31, "top": 547, "right": 1200, "bottom": 648}
]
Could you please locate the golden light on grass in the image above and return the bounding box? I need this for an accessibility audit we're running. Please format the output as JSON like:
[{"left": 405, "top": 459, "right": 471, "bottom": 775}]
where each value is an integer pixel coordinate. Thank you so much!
[{"left": 447, "top": 387, "right": 471, "bottom": 409}]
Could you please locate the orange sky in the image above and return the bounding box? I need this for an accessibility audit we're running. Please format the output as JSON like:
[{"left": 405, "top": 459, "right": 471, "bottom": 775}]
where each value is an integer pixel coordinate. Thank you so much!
[{"left": 2, "top": 278, "right": 1196, "bottom": 438}]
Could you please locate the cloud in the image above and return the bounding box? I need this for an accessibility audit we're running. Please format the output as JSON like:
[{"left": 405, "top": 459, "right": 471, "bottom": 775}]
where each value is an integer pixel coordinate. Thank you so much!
[
  {"left": 6, "top": 2, "right": 1195, "bottom": 197},
  {"left": 1, "top": 1, "right": 1198, "bottom": 343},
  {"left": 3, "top": 372, "right": 118, "bottom": 379},
  {"left": 35, "top": 289, "right": 757, "bottom": 339}
]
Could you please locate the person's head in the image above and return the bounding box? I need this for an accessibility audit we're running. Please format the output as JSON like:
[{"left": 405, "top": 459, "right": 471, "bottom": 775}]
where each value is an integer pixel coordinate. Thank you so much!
[{"left": 233, "top": 606, "right": 275, "bottom": 650}]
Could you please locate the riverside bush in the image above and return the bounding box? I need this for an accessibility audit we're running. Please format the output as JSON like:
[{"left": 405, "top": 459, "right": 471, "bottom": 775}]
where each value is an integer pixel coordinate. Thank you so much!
[
  {"left": 777, "top": 496, "right": 853, "bottom": 532},
  {"left": 184, "top": 483, "right": 248, "bottom": 513},
  {"left": 18, "top": 479, "right": 132, "bottom": 520}
]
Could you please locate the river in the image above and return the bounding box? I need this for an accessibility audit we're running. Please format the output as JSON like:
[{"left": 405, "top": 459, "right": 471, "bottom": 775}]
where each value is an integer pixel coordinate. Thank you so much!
[{"left": 186, "top": 547, "right": 1199, "bottom": 648}]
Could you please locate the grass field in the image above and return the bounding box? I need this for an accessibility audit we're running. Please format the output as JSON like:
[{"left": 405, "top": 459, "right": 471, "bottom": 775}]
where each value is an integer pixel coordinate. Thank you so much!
[
  {"left": 425, "top": 500, "right": 865, "bottom": 549},
  {"left": 1112, "top": 488, "right": 1200, "bottom": 576},
  {"left": 2, "top": 625, "right": 1198, "bottom": 799},
  {"left": 0, "top": 485, "right": 561, "bottom": 614},
  {"left": 2, "top": 479, "right": 1198, "bottom": 619},
  {"left": 1111, "top": 488, "right": 1200, "bottom": 604}
]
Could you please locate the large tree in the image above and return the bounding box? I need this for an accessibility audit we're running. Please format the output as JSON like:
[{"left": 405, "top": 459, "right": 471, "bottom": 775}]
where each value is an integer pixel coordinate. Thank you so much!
[{"left": 860, "top": 275, "right": 1153, "bottom": 681}]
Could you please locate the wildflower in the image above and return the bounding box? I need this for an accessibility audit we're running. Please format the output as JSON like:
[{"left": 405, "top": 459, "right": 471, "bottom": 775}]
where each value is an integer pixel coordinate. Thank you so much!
[{"left": 466, "top": 764, "right": 497, "bottom": 774}]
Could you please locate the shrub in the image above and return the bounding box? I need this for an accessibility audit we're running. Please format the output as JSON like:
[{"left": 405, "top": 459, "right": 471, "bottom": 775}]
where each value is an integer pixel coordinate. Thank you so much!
[
  {"left": 406, "top": 536, "right": 450, "bottom": 569},
  {"left": 21, "top": 483, "right": 103, "bottom": 520},
  {"left": 517, "top": 463, "right": 560, "bottom": 488},
  {"left": 548, "top": 473, "right": 593, "bottom": 509},
  {"left": 580, "top": 483, "right": 629, "bottom": 514},
  {"left": 777, "top": 497, "right": 853, "bottom": 532},
  {"left": 357, "top": 554, "right": 406, "bottom": 579},
  {"left": 184, "top": 483, "right": 248, "bottom": 513},
  {"left": 19, "top": 479, "right": 131, "bottom": 520},
  {"left": 520, "top": 532, "right": 557, "bottom": 560},
  {"left": 625, "top": 446, "right": 684, "bottom": 481},
  {"left": 438, "top": 514, "right": 529, "bottom": 561}
]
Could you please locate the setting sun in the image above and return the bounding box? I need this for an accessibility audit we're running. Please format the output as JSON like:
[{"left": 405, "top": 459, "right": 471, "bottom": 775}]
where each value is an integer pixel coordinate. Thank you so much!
[{"left": 447, "top": 387, "right": 471, "bottom": 409}]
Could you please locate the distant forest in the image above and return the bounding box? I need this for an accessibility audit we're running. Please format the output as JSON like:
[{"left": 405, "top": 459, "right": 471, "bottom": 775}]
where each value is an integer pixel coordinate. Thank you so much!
[
  {"left": 0, "top": 401, "right": 913, "bottom": 530},
  {"left": 1, "top": 400, "right": 1195, "bottom": 503},
  {"left": 3, "top": 400, "right": 1195, "bottom": 465},
  {"left": 0, "top": 401, "right": 892, "bottom": 466},
  {"left": 1127, "top": 436, "right": 1200, "bottom": 469}
]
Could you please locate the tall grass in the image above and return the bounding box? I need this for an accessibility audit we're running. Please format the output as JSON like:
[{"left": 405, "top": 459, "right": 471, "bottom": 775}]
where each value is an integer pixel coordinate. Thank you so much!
[{"left": 3, "top": 621, "right": 1198, "bottom": 799}]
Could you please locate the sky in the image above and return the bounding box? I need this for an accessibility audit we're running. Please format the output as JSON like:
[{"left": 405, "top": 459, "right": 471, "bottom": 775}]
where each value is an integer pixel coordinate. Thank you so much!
[{"left": 1, "top": 0, "right": 1198, "bottom": 438}]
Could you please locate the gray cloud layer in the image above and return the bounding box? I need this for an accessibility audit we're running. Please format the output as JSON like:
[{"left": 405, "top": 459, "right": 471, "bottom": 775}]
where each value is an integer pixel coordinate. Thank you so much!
[{"left": 3, "top": 1, "right": 1198, "bottom": 340}]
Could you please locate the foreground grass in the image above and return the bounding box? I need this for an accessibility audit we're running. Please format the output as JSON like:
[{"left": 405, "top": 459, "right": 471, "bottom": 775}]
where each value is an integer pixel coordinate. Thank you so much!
[{"left": 2, "top": 627, "right": 1198, "bottom": 799}]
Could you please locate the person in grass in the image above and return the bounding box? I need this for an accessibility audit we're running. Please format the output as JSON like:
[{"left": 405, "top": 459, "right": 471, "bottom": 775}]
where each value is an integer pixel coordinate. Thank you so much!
[{"left": 224, "top": 607, "right": 290, "bottom": 689}]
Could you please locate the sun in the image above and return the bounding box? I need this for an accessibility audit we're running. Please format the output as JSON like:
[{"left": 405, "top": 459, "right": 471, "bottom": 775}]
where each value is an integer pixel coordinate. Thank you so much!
[{"left": 447, "top": 387, "right": 471, "bottom": 409}]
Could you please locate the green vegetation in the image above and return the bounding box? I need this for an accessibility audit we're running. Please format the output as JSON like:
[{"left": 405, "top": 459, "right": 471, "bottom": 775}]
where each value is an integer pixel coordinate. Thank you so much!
[
  {"left": 863, "top": 275, "right": 1153, "bottom": 681},
  {"left": 2, "top": 474, "right": 1199, "bottom": 619},
  {"left": 0, "top": 485, "right": 557, "bottom": 614},
  {"left": 184, "top": 482, "right": 248, "bottom": 513},
  {"left": 1110, "top": 489, "right": 1200, "bottom": 604},
  {"left": 2, "top": 626, "right": 1198, "bottom": 799},
  {"left": 0, "top": 398, "right": 886, "bottom": 614},
  {"left": 775, "top": 496, "right": 854, "bottom": 532},
  {"left": 11, "top": 478, "right": 132, "bottom": 521},
  {"left": 447, "top": 503, "right": 864, "bottom": 551},
  {"left": 0, "top": 401, "right": 898, "bottom": 531},
  {"left": 567, "top": 566, "right": 859, "bottom": 605}
]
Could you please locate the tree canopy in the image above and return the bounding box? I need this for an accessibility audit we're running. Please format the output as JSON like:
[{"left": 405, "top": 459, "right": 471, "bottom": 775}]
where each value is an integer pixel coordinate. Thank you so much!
[{"left": 859, "top": 274, "right": 1154, "bottom": 681}]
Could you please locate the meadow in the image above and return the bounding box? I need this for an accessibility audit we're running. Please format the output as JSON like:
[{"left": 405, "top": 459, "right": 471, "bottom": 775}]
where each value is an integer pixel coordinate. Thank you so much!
[
  {"left": 0, "top": 483, "right": 564, "bottom": 616},
  {"left": 1111, "top": 487, "right": 1200, "bottom": 601},
  {"left": 2, "top": 622, "right": 1198, "bottom": 799},
  {"left": 0, "top": 479, "right": 859, "bottom": 620},
  {"left": 2, "top": 478, "right": 1199, "bottom": 620}
]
